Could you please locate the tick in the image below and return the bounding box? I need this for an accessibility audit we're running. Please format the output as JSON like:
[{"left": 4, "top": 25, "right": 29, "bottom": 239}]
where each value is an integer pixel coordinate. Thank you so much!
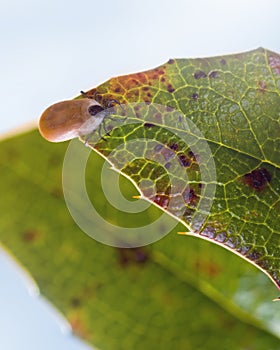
[{"left": 39, "top": 97, "right": 106, "bottom": 142}]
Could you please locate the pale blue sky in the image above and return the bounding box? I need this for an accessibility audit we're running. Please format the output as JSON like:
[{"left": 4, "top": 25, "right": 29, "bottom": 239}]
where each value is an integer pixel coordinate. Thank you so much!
[{"left": 1, "top": 0, "right": 280, "bottom": 349}]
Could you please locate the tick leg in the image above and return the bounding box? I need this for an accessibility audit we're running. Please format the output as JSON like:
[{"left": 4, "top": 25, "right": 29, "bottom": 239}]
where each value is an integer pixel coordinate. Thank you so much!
[
  {"left": 80, "top": 91, "right": 125, "bottom": 113},
  {"left": 101, "top": 120, "right": 111, "bottom": 139},
  {"left": 80, "top": 90, "right": 101, "bottom": 102},
  {"left": 97, "top": 123, "right": 109, "bottom": 141},
  {"left": 83, "top": 133, "right": 92, "bottom": 147},
  {"left": 80, "top": 90, "right": 93, "bottom": 99},
  {"left": 105, "top": 101, "right": 127, "bottom": 123},
  {"left": 106, "top": 99, "right": 122, "bottom": 108},
  {"left": 82, "top": 126, "right": 108, "bottom": 145}
]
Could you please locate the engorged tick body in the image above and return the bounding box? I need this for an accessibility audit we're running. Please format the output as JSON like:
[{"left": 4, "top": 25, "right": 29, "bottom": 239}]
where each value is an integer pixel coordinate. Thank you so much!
[{"left": 39, "top": 98, "right": 105, "bottom": 142}]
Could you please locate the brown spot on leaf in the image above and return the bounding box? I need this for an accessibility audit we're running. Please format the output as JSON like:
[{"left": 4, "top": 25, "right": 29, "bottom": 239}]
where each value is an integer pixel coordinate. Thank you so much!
[
  {"left": 242, "top": 167, "right": 271, "bottom": 191},
  {"left": 200, "top": 226, "right": 216, "bottom": 239},
  {"left": 156, "top": 69, "right": 165, "bottom": 75},
  {"left": 168, "top": 59, "right": 175, "bottom": 64},
  {"left": 182, "top": 187, "right": 198, "bottom": 206},
  {"left": 144, "top": 122, "right": 155, "bottom": 128},
  {"left": 194, "top": 70, "right": 207, "bottom": 79},
  {"left": 134, "top": 105, "right": 141, "bottom": 111},
  {"left": 224, "top": 237, "right": 238, "bottom": 249},
  {"left": 22, "top": 230, "right": 40, "bottom": 242},
  {"left": 70, "top": 297, "right": 82, "bottom": 308},
  {"left": 135, "top": 72, "right": 148, "bottom": 84},
  {"left": 194, "top": 258, "right": 221, "bottom": 277},
  {"left": 165, "top": 105, "right": 174, "bottom": 112},
  {"left": 246, "top": 249, "right": 262, "bottom": 261},
  {"left": 209, "top": 71, "right": 219, "bottom": 78},
  {"left": 220, "top": 59, "right": 227, "bottom": 65},
  {"left": 161, "top": 147, "right": 175, "bottom": 161},
  {"left": 126, "top": 78, "right": 139, "bottom": 88},
  {"left": 168, "top": 142, "right": 179, "bottom": 151},
  {"left": 256, "top": 258, "right": 269, "bottom": 270},
  {"left": 188, "top": 151, "right": 197, "bottom": 161},
  {"left": 117, "top": 247, "right": 149, "bottom": 267},
  {"left": 178, "top": 153, "right": 191, "bottom": 167},
  {"left": 154, "top": 144, "right": 164, "bottom": 152},
  {"left": 268, "top": 54, "right": 280, "bottom": 75},
  {"left": 214, "top": 232, "right": 228, "bottom": 243},
  {"left": 155, "top": 113, "right": 162, "bottom": 121},
  {"left": 154, "top": 194, "right": 170, "bottom": 208},
  {"left": 165, "top": 162, "right": 171, "bottom": 169},
  {"left": 236, "top": 245, "right": 251, "bottom": 255},
  {"left": 191, "top": 93, "right": 199, "bottom": 100},
  {"left": 113, "top": 86, "right": 123, "bottom": 93},
  {"left": 167, "top": 84, "right": 175, "bottom": 93}
]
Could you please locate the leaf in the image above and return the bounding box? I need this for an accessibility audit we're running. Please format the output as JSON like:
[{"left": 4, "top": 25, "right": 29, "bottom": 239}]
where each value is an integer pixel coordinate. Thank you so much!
[
  {"left": 1, "top": 48, "right": 280, "bottom": 350},
  {"left": 75, "top": 47, "right": 280, "bottom": 290},
  {"left": 0, "top": 130, "right": 280, "bottom": 350}
]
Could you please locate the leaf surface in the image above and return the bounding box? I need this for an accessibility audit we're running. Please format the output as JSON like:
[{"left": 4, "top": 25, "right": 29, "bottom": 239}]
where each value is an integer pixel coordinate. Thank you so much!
[
  {"left": 80, "top": 48, "right": 280, "bottom": 289},
  {"left": 1, "top": 48, "right": 280, "bottom": 350},
  {"left": 0, "top": 130, "right": 280, "bottom": 350}
]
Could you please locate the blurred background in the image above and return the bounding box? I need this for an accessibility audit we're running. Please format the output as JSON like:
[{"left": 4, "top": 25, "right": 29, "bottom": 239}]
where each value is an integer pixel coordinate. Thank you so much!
[{"left": 0, "top": 0, "right": 280, "bottom": 349}]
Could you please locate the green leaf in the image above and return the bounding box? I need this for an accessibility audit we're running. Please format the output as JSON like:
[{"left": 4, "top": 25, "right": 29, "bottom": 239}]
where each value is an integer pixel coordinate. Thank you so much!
[
  {"left": 1, "top": 48, "right": 280, "bottom": 350},
  {"left": 0, "top": 130, "right": 280, "bottom": 350},
  {"left": 77, "top": 47, "right": 280, "bottom": 289}
]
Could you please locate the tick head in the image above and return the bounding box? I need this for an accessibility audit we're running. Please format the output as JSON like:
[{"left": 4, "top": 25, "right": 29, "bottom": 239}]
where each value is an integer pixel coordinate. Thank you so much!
[{"left": 88, "top": 104, "right": 104, "bottom": 116}]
